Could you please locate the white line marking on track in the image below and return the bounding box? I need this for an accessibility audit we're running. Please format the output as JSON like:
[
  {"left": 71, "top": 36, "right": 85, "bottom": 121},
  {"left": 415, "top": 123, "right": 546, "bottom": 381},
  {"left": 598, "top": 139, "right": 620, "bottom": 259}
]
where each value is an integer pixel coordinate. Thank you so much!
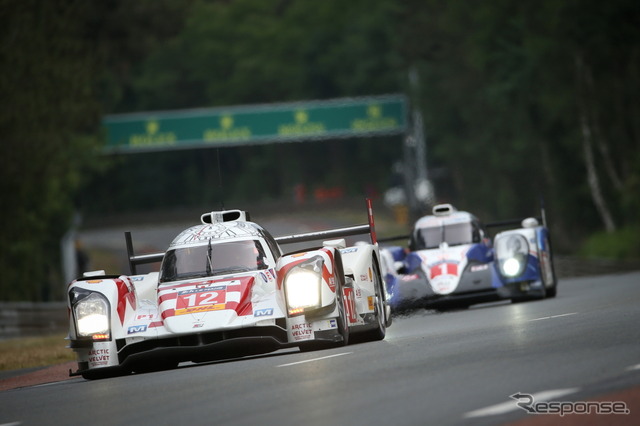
[
  {"left": 32, "top": 382, "right": 63, "bottom": 388},
  {"left": 463, "top": 388, "right": 579, "bottom": 418},
  {"left": 277, "top": 352, "right": 352, "bottom": 367},
  {"left": 627, "top": 363, "right": 640, "bottom": 371},
  {"left": 528, "top": 312, "right": 578, "bottom": 322}
]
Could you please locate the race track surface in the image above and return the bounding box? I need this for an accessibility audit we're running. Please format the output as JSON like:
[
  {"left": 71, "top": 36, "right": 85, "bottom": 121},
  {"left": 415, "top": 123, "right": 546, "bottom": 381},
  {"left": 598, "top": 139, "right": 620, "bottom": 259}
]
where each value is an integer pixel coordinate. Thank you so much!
[{"left": 1, "top": 271, "right": 638, "bottom": 425}]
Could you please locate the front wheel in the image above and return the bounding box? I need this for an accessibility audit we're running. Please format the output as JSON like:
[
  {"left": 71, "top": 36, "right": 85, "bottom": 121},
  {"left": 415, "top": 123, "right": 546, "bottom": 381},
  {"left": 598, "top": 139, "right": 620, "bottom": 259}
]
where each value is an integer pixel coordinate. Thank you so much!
[
  {"left": 336, "top": 274, "right": 350, "bottom": 346},
  {"left": 360, "top": 258, "right": 387, "bottom": 342},
  {"left": 541, "top": 237, "right": 557, "bottom": 298},
  {"left": 132, "top": 359, "right": 178, "bottom": 374},
  {"left": 81, "top": 367, "right": 126, "bottom": 380}
]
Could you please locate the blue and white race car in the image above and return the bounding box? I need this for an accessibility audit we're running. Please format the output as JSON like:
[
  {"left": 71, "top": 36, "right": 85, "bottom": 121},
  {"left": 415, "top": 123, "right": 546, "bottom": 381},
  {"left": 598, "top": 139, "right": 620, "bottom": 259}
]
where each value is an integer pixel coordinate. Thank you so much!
[{"left": 380, "top": 204, "right": 557, "bottom": 311}]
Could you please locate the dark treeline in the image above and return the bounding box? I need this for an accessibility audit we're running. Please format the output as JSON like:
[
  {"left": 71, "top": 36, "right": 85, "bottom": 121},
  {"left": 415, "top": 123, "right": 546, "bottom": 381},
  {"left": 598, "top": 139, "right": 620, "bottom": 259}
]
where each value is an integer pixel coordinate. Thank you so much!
[{"left": 1, "top": 0, "right": 638, "bottom": 300}]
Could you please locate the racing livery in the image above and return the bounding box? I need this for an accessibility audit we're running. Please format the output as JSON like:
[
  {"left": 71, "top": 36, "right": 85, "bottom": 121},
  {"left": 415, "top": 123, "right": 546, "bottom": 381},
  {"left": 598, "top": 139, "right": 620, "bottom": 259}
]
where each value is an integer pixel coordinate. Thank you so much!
[
  {"left": 67, "top": 200, "right": 390, "bottom": 379},
  {"left": 380, "top": 204, "right": 557, "bottom": 311}
]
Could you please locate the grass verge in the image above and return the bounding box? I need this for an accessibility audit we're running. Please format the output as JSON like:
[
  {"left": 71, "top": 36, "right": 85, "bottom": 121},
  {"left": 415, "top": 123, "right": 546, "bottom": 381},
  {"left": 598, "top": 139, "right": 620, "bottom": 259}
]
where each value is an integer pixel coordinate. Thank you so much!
[{"left": 0, "top": 335, "right": 74, "bottom": 372}]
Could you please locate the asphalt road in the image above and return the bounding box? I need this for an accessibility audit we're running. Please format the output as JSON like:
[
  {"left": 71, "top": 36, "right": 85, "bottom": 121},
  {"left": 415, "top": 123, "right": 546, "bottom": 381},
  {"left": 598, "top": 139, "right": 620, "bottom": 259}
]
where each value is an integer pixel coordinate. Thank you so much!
[{"left": 1, "top": 272, "right": 638, "bottom": 425}]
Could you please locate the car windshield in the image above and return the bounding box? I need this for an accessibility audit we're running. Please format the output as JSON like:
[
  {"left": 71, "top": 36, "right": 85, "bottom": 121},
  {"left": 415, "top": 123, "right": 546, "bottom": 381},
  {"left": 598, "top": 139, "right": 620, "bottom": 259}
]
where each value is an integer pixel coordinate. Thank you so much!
[
  {"left": 159, "top": 239, "right": 267, "bottom": 283},
  {"left": 413, "top": 222, "right": 474, "bottom": 250}
]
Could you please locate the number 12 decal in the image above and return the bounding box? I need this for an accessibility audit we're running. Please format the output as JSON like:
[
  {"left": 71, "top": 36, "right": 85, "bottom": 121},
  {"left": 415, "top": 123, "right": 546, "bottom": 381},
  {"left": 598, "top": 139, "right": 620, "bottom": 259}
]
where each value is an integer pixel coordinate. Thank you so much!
[{"left": 176, "top": 287, "right": 226, "bottom": 315}]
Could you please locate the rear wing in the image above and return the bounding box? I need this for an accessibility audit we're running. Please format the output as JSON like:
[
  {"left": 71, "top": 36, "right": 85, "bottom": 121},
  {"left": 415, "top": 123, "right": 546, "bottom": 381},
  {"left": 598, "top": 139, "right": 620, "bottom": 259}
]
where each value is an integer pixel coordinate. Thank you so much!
[
  {"left": 125, "top": 198, "right": 379, "bottom": 274},
  {"left": 275, "top": 198, "right": 378, "bottom": 246},
  {"left": 484, "top": 216, "right": 544, "bottom": 229},
  {"left": 377, "top": 234, "right": 410, "bottom": 244},
  {"left": 485, "top": 200, "right": 548, "bottom": 230},
  {"left": 125, "top": 232, "right": 163, "bottom": 275},
  {"left": 377, "top": 200, "right": 548, "bottom": 244}
]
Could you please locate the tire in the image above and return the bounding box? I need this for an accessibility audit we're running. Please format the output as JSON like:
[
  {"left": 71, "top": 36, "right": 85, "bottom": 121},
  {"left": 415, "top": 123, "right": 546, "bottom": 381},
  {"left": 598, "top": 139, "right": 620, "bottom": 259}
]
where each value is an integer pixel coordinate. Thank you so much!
[
  {"left": 540, "top": 236, "right": 557, "bottom": 298},
  {"left": 335, "top": 262, "right": 350, "bottom": 347},
  {"left": 81, "top": 367, "right": 125, "bottom": 380},
  {"left": 360, "top": 257, "right": 387, "bottom": 342},
  {"left": 132, "top": 359, "right": 178, "bottom": 374}
]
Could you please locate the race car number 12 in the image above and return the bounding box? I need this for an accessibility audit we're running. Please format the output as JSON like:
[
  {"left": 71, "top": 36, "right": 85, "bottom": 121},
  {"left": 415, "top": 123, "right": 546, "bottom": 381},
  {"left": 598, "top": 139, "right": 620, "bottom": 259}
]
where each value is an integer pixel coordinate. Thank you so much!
[
  {"left": 176, "top": 290, "right": 226, "bottom": 315},
  {"left": 182, "top": 292, "right": 220, "bottom": 306}
]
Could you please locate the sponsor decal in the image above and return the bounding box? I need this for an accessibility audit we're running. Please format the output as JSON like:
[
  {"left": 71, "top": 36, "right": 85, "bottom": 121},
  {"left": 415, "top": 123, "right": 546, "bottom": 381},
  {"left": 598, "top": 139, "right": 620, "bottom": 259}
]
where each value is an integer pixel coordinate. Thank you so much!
[
  {"left": 178, "top": 286, "right": 226, "bottom": 294},
  {"left": 131, "top": 276, "right": 144, "bottom": 281},
  {"left": 368, "top": 296, "right": 375, "bottom": 310},
  {"left": 265, "top": 269, "right": 275, "bottom": 281},
  {"left": 329, "top": 319, "right": 337, "bottom": 329},
  {"left": 470, "top": 264, "right": 489, "bottom": 272},
  {"left": 127, "top": 324, "right": 148, "bottom": 334},
  {"left": 340, "top": 247, "right": 359, "bottom": 254},
  {"left": 328, "top": 276, "right": 336, "bottom": 292},
  {"left": 191, "top": 283, "right": 227, "bottom": 290},
  {"left": 175, "top": 287, "right": 226, "bottom": 316},
  {"left": 88, "top": 348, "right": 110, "bottom": 366},
  {"left": 360, "top": 274, "right": 368, "bottom": 282},
  {"left": 135, "top": 313, "right": 157, "bottom": 320},
  {"left": 254, "top": 308, "right": 274, "bottom": 317},
  {"left": 343, "top": 288, "right": 357, "bottom": 323},
  {"left": 401, "top": 274, "right": 420, "bottom": 281},
  {"left": 291, "top": 322, "right": 313, "bottom": 341},
  {"left": 260, "top": 272, "right": 268, "bottom": 282},
  {"left": 86, "top": 280, "right": 103, "bottom": 284},
  {"left": 193, "top": 322, "right": 204, "bottom": 328},
  {"left": 432, "top": 276, "right": 457, "bottom": 294}
]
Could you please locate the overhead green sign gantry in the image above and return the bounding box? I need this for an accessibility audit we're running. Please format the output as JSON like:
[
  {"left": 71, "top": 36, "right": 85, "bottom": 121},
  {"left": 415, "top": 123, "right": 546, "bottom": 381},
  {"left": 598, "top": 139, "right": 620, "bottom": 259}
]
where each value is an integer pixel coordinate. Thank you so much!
[{"left": 103, "top": 94, "right": 407, "bottom": 153}]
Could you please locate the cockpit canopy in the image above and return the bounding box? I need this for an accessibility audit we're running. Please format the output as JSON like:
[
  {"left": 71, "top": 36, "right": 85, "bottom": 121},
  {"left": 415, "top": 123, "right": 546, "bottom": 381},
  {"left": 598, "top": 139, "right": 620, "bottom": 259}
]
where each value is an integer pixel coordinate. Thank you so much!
[
  {"left": 159, "top": 239, "right": 268, "bottom": 283},
  {"left": 410, "top": 219, "right": 484, "bottom": 251}
]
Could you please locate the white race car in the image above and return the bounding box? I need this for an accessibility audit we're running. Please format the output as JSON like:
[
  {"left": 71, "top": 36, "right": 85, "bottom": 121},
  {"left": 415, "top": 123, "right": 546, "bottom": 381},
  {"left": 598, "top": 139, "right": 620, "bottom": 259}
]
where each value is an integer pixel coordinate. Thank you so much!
[
  {"left": 67, "top": 201, "right": 391, "bottom": 379},
  {"left": 380, "top": 203, "right": 557, "bottom": 311}
]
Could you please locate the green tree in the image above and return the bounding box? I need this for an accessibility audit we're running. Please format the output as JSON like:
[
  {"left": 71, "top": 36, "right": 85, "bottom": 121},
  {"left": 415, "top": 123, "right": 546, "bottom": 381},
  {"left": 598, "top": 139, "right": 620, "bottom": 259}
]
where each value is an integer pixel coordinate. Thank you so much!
[
  {"left": 0, "top": 0, "right": 101, "bottom": 300},
  {"left": 397, "top": 0, "right": 640, "bottom": 252},
  {"left": 80, "top": 0, "right": 405, "bottom": 214}
]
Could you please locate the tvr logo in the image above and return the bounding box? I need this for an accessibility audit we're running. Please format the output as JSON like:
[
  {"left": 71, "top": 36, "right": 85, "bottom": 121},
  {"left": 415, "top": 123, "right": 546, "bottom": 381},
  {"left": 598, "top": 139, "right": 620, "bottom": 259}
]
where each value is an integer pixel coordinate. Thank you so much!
[
  {"left": 127, "top": 325, "right": 148, "bottom": 334},
  {"left": 254, "top": 308, "right": 274, "bottom": 317}
]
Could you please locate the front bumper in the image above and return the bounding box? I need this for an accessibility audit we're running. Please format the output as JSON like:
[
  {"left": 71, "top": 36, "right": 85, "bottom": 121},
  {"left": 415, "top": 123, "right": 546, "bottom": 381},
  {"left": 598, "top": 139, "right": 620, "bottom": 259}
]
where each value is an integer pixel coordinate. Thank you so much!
[
  {"left": 497, "top": 279, "right": 546, "bottom": 300},
  {"left": 70, "top": 324, "right": 290, "bottom": 377},
  {"left": 389, "top": 265, "right": 498, "bottom": 309}
]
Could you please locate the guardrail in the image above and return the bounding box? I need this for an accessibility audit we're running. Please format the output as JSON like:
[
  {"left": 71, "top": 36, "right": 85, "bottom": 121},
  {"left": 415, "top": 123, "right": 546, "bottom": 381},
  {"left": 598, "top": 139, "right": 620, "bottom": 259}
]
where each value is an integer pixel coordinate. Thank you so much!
[
  {"left": 554, "top": 256, "right": 640, "bottom": 278},
  {"left": 0, "top": 302, "right": 67, "bottom": 340}
]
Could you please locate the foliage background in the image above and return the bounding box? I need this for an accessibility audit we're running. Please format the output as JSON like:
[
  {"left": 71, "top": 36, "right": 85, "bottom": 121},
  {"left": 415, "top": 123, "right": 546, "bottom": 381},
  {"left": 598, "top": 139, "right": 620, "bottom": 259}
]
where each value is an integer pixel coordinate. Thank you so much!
[{"left": 1, "top": 0, "right": 638, "bottom": 301}]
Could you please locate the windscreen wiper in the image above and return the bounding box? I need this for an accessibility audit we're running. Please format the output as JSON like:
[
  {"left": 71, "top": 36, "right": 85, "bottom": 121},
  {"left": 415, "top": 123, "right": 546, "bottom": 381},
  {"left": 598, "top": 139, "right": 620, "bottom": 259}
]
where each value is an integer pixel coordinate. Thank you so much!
[{"left": 206, "top": 238, "right": 214, "bottom": 275}]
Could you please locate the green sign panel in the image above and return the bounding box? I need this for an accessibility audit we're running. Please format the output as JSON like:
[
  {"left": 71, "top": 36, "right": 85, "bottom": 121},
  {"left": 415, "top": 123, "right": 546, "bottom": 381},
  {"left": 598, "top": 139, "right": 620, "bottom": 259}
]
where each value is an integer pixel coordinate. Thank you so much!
[{"left": 103, "top": 95, "right": 407, "bottom": 153}]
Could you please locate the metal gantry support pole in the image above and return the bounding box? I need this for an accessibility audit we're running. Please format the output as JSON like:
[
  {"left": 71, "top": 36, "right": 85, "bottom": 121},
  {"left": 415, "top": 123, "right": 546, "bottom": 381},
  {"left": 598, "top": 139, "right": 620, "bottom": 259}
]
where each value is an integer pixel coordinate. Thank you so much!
[{"left": 405, "top": 66, "right": 432, "bottom": 220}]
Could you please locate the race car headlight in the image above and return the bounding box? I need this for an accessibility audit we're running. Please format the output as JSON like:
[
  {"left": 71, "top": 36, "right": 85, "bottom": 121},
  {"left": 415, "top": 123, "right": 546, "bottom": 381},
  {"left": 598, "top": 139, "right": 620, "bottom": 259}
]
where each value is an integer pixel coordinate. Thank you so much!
[
  {"left": 502, "top": 257, "right": 523, "bottom": 277},
  {"left": 73, "top": 292, "right": 111, "bottom": 340},
  {"left": 495, "top": 234, "right": 528, "bottom": 278},
  {"left": 284, "top": 257, "right": 323, "bottom": 316}
]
